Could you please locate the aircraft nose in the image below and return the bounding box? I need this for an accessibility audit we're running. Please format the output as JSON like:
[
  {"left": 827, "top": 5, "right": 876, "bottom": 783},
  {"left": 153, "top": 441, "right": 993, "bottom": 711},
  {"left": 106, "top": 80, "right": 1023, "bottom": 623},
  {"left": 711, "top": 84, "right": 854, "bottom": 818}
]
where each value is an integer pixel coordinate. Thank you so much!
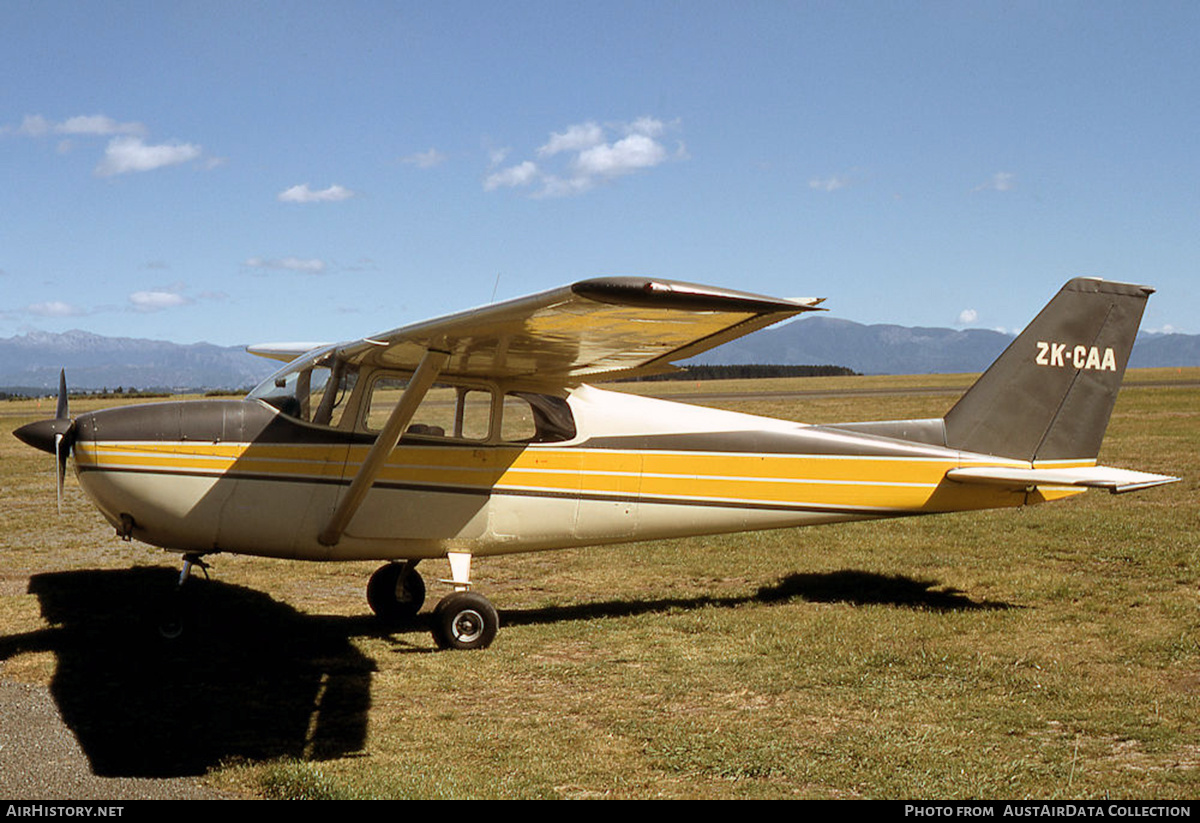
[{"left": 13, "top": 418, "right": 74, "bottom": 455}]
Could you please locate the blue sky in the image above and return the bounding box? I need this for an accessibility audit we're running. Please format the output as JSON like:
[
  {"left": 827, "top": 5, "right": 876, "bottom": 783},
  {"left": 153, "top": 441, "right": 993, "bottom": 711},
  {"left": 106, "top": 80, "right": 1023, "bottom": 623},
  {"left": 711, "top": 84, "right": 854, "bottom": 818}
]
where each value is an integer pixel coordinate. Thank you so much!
[{"left": 2, "top": 1, "right": 1197, "bottom": 347}]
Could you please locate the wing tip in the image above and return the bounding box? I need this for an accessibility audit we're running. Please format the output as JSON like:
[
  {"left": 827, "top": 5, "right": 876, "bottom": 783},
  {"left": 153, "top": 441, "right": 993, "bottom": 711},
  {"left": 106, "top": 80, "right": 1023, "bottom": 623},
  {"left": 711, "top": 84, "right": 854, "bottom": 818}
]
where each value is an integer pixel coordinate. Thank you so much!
[{"left": 572, "top": 277, "right": 821, "bottom": 314}]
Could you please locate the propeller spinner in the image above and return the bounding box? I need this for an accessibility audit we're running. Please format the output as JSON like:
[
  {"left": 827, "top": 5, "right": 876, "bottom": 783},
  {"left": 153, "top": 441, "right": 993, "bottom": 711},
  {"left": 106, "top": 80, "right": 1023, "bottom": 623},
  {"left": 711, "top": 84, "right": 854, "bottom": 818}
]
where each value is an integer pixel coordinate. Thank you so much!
[{"left": 13, "top": 370, "right": 76, "bottom": 513}]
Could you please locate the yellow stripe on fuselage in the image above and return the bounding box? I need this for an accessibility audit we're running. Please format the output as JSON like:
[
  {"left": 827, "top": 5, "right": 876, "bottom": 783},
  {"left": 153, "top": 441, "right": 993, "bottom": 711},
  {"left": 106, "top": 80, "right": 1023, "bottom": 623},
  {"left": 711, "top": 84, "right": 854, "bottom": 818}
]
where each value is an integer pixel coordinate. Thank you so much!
[
  {"left": 74, "top": 439, "right": 1042, "bottom": 514},
  {"left": 75, "top": 441, "right": 349, "bottom": 480}
]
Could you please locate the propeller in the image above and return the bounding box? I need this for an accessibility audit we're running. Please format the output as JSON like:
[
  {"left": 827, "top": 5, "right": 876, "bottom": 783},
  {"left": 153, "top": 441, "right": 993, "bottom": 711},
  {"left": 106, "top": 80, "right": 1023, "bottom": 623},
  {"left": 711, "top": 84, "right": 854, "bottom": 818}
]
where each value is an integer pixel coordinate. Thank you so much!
[{"left": 13, "top": 370, "right": 77, "bottom": 514}]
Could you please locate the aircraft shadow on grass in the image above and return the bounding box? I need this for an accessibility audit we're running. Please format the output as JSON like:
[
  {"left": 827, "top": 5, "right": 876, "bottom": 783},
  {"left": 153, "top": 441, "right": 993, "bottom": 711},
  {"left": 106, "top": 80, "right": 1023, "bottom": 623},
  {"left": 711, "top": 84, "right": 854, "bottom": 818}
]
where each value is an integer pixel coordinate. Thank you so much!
[
  {"left": 0, "top": 566, "right": 1010, "bottom": 779},
  {"left": 0, "top": 567, "right": 379, "bottom": 779},
  {"left": 499, "top": 567, "right": 1015, "bottom": 627}
]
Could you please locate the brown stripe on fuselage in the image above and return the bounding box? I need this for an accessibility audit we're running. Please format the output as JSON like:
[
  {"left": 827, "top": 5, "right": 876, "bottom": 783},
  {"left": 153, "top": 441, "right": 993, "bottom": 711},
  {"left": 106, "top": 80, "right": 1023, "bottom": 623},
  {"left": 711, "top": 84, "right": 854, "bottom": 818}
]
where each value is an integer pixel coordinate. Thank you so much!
[{"left": 73, "top": 399, "right": 963, "bottom": 462}]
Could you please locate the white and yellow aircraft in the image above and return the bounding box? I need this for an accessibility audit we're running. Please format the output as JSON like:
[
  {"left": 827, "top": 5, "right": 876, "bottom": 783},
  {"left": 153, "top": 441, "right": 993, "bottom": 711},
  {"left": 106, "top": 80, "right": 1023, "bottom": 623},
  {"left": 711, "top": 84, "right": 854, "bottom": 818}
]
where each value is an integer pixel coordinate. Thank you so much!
[{"left": 14, "top": 277, "right": 1177, "bottom": 649}]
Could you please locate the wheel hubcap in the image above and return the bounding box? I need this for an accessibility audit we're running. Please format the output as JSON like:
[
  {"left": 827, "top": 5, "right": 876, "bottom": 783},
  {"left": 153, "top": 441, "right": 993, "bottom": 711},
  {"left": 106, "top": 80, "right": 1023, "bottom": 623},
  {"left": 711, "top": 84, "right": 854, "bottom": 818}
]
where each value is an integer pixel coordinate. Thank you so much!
[{"left": 452, "top": 609, "right": 484, "bottom": 643}]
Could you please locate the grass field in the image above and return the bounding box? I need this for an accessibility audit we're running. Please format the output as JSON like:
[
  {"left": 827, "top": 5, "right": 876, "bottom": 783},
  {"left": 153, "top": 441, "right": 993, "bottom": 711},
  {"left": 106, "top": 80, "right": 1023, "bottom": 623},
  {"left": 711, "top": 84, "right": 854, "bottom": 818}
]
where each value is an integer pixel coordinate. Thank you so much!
[{"left": 1, "top": 370, "right": 1197, "bottom": 799}]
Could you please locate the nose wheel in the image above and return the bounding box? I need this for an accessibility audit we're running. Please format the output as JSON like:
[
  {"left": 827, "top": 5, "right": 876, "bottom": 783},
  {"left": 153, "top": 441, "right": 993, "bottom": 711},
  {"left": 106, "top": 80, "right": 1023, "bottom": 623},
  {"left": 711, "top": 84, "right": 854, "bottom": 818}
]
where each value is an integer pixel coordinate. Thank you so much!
[{"left": 159, "top": 552, "right": 211, "bottom": 640}]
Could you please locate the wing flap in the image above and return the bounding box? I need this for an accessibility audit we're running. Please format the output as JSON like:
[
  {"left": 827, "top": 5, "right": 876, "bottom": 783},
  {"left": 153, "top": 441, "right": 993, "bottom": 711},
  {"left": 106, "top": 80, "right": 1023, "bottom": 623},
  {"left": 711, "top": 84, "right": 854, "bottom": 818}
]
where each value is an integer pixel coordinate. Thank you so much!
[{"left": 947, "top": 466, "right": 1179, "bottom": 494}]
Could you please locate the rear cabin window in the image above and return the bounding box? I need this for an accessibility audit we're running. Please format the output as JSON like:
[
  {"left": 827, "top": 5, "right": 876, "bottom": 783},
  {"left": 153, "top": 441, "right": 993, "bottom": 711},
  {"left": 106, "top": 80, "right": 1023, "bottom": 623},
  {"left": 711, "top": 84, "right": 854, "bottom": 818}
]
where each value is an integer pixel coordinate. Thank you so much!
[
  {"left": 366, "top": 379, "right": 491, "bottom": 440},
  {"left": 503, "top": 392, "right": 576, "bottom": 443}
]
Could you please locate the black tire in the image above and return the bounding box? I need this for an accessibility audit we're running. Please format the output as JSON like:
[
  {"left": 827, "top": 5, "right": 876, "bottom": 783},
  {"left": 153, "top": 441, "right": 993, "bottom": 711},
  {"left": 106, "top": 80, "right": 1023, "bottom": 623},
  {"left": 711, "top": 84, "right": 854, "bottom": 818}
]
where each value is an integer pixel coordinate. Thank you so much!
[
  {"left": 158, "top": 617, "right": 184, "bottom": 640},
  {"left": 431, "top": 591, "right": 499, "bottom": 650},
  {"left": 367, "top": 562, "right": 426, "bottom": 623}
]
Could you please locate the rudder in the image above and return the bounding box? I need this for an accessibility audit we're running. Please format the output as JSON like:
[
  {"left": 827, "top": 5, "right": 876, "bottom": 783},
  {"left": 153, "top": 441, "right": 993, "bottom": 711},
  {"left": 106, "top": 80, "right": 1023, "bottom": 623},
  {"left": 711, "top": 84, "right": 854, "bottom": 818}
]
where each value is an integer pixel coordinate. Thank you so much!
[{"left": 943, "top": 277, "right": 1153, "bottom": 463}]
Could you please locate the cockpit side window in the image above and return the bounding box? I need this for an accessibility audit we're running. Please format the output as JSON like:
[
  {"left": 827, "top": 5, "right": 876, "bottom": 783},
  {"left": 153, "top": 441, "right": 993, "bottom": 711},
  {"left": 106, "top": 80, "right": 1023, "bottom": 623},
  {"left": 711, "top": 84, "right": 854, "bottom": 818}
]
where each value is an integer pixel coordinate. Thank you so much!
[
  {"left": 248, "top": 356, "right": 358, "bottom": 428},
  {"left": 311, "top": 360, "right": 358, "bottom": 427}
]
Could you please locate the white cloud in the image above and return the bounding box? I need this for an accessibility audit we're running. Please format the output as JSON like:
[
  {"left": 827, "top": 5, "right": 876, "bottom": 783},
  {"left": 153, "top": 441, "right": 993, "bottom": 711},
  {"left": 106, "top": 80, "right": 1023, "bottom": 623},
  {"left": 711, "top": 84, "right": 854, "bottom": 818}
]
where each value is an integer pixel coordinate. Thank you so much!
[
  {"left": 277, "top": 183, "right": 356, "bottom": 203},
  {"left": 128, "top": 290, "right": 191, "bottom": 312},
  {"left": 625, "top": 116, "right": 667, "bottom": 138},
  {"left": 7, "top": 115, "right": 207, "bottom": 179},
  {"left": 483, "top": 161, "right": 539, "bottom": 191},
  {"left": 538, "top": 122, "right": 604, "bottom": 156},
  {"left": 5, "top": 113, "right": 146, "bottom": 137},
  {"left": 973, "top": 171, "right": 1015, "bottom": 192},
  {"left": 958, "top": 308, "right": 979, "bottom": 325},
  {"left": 533, "top": 175, "right": 595, "bottom": 198},
  {"left": 574, "top": 133, "right": 666, "bottom": 178},
  {"left": 14, "top": 115, "right": 51, "bottom": 136},
  {"left": 809, "top": 175, "right": 850, "bottom": 192},
  {"left": 95, "top": 136, "right": 202, "bottom": 176},
  {"left": 486, "top": 117, "right": 681, "bottom": 198},
  {"left": 57, "top": 115, "right": 146, "bottom": 136},
  {"left": 487, "top": 146, "right": 511, "bottom": 167},
  {"left": 27, "top": 300, "right": 87, "bottom": 317},
  {"left": 245, "top": 256, "right": 328, "bottom": 274},
  {"left": 401, "top": 148, "right": 447, "bottom": 169}
]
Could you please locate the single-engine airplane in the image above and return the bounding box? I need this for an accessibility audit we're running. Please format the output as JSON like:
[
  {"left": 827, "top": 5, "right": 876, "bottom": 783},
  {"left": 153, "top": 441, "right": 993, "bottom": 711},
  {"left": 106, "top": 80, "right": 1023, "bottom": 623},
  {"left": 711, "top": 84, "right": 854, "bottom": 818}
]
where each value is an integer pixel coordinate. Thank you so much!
[{"left": 14, "top": 277, "right": 1178, "bottom": 649}]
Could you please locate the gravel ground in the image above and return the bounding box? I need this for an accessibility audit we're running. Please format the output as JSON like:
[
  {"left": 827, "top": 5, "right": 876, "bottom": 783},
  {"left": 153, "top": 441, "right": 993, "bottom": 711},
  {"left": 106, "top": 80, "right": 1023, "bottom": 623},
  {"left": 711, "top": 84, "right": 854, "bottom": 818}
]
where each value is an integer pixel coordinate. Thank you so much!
[{"left": 0, "top": 678, "right": 226, "bottom": 800}]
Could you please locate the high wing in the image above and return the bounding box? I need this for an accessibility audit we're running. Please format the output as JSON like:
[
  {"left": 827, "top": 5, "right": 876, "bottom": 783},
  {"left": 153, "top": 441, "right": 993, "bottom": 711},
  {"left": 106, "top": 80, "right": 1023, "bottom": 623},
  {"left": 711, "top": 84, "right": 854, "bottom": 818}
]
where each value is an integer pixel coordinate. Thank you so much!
[{"left": 254, "top": 277, "right": 823, "bottom": 384}]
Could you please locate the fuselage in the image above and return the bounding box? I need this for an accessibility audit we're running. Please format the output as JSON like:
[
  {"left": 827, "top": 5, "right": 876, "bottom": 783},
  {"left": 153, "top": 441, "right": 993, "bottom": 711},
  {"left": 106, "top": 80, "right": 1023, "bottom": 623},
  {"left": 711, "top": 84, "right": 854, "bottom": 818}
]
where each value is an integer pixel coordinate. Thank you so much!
[{"left": 68, "top": 385, "right": 1081, "bottom": 562}]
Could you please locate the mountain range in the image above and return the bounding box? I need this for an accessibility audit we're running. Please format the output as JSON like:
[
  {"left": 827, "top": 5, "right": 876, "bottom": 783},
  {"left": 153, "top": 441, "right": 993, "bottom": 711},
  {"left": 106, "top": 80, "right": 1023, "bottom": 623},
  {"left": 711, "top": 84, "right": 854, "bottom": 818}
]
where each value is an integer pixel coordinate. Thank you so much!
[
  {"left": 0, "top": 330, "right": 277, "bottom": 393},
  {"left": 691, "top": 316, "right": 1200, "bottom": 375},
  {"left": 2, "top": 320, "right": 1198, "bottom": 392}
]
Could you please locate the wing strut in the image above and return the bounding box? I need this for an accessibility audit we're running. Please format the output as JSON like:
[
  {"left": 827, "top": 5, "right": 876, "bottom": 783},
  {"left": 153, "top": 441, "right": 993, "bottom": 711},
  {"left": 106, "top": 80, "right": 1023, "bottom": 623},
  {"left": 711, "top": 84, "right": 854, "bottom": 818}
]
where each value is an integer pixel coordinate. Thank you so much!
[{"left": 318, "top": 348, "right": 450, "bottom": 547}]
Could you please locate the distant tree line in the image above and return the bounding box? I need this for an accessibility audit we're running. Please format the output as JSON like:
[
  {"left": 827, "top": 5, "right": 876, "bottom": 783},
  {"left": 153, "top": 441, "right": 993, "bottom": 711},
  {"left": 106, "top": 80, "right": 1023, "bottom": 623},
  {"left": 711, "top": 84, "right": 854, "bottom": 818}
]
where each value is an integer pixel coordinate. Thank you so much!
[
  {"left": 624, "top": 364, "right": 859, "bottom": 382},
  {"left": 2, "top": 387, "right": 172, "bottom": 401}
]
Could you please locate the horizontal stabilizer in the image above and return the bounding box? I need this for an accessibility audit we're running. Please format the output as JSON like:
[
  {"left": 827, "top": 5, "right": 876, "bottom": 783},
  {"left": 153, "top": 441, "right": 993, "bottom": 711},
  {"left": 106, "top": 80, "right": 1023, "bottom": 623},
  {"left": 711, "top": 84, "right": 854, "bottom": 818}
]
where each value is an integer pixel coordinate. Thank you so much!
[{"left": 947, "top": 466, "right": 1179, "bottom": 495}]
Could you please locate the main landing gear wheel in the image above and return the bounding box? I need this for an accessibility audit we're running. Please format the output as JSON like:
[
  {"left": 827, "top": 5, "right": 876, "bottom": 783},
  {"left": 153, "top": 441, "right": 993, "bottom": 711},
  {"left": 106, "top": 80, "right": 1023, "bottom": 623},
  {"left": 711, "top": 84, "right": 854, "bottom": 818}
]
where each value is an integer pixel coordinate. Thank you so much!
[
  {"left": 367, "top": 562, "right": 426, "bottom": 623},
  {"left": 431, "top": 591, "right": 499, "bottom": 651}
]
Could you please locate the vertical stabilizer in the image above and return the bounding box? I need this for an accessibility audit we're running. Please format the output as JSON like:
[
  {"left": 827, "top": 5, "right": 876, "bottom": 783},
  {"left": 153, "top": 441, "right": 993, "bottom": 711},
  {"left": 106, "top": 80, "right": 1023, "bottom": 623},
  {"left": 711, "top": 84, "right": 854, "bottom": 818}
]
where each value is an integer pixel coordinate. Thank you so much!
[{"left": 943, "top": 278, "right": 1153, "bottom": 463}]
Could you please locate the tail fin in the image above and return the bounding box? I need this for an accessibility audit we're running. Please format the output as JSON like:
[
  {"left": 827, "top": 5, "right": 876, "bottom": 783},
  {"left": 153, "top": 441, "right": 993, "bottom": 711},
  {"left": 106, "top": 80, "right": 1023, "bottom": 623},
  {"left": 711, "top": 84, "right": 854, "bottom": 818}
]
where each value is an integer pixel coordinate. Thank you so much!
[{"left": 943, "top": 277, "right": 1153, "bottom": 463}]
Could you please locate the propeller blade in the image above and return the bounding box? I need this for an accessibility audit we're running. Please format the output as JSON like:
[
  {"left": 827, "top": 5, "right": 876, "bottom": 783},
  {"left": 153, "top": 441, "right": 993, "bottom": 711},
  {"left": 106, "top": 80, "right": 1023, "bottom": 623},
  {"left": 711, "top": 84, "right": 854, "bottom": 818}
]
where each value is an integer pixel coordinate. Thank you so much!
[
  {"left": 55, "top": 432, "right": 65, "bottom": 515},
  {"left": 55, "top": 369, "right": 69, "bottom": 420}
]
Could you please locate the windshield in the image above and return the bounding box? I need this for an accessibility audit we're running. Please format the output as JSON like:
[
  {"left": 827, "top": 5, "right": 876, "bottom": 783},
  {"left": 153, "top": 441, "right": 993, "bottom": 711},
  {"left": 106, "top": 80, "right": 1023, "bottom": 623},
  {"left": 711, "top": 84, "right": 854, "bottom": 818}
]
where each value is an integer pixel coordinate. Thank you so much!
[{"left": 248, "top": 354, "right": 357, "bottom": 426}]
